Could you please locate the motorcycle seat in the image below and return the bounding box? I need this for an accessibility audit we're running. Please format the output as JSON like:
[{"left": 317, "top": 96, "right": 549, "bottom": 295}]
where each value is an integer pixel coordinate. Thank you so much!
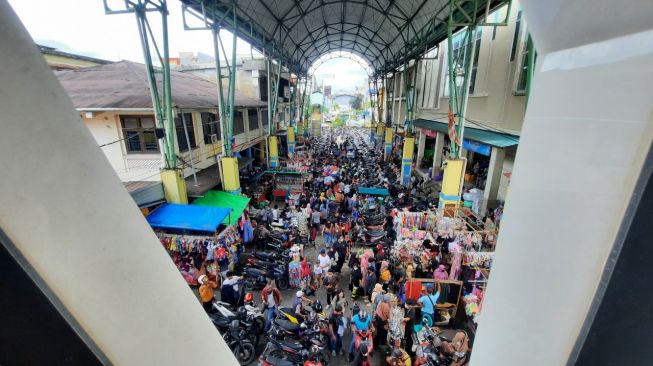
[
  {"left": 255, "top": 251, "right": 277, "bottom": 260},
  {"left": 246, "top": 267, "right": 267, "bottom": 277},
  {"left": 367, "top": 229, "right": 385, "bottom": 237},
  {"left": 280, "top": 339, "right": 304, "bottom": 351},
  {"left": 208, "top": 313, "right": 235, "bottom": 328},
  {"left": 264, "top": 355, "right": 295, "bottom": 366},
  {"left": 274, "top": 318, "right": 301, "bottom": 332}
]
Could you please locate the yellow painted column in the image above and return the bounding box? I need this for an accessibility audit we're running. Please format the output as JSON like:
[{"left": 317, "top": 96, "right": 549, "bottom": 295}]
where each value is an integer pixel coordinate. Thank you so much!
[
  {"left": 287, "top": 127, "right": 295, "bottom": 156},
  {"left": 160, "top": 169, "right": 188, "bottom": 204},
  {"left": 297, "top": 121, "right": 304, "bottom": 138},
  {"left": 376, "top": 123, "right": 385, "bottom": 144},
  {"left": 439, "top": 158, "right": 467, "bottom": 213},
  {"left": 401, "top": 137, "right": 414, "bottom": 186},
  {"left": 221, "top": 156, "right": 241, "bottom": 194},
  {"left": 384, "top": 127, "right": 393, "bottom": 160},
  {"left": 311, "top": 105, "right": 322, "bottom": 137},
  {"left": 269, "top": 136, "right": 279, "bottom": 168}
]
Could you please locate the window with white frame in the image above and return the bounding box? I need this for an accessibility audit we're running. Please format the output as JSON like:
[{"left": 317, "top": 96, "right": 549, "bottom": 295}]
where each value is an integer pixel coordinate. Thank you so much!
[
  {"left": 201, "top": 112, "right": 220, "bottom": 144},
  {"left": 261, "top": 108, "right": 269, "bottom": 133},
  {"left": 419, "top": 46, "right": 439, "bottom": 108},
  {"left": 174, "top": 112, "right": 196, "bottom": 152},
  {"left": 442, "top": 27, "right": 483, "bottom": 97},
  {"left": 515, "top": 37, "right": 531, "bottom": 93},
  {"left": 233, "top": 110, "right": 245, "bottom": 135},
  {"left": 248, "top": 109, "right": 259, "bottom": 131},
  {"left": 510, "top": 9, "right": 523, "bottom": 62},
  {"left": 120, "top": 115, "right": 159, "bottom": 154}
]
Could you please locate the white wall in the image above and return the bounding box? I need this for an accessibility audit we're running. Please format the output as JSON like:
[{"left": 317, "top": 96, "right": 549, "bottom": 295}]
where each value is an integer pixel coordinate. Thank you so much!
[
  {"left": 471, "top": 0, "right": 653, "bottom": 364},
  {"left": 417, "top": 4, "right": 526, "bottom": 134},
  {"left": 83, "top": 111, "right": 163, "bottom": 182},
  {"left": 0, "top": 2, "right": 236, "bottom": 364}
]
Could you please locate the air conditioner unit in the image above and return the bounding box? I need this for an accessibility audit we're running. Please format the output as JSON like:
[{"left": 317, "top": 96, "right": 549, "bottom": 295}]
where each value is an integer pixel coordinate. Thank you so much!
[{"left": 210, "top": 134, "right": 219, "bottom": 143}]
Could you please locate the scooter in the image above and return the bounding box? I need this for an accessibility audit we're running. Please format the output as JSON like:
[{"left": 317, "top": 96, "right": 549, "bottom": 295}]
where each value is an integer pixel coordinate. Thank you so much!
[
  {"left": 353, "top": 329, "right": 374, "bottom": 356},
  {"left": 412, "top": 322, "right": 455, "bottom": 366}
]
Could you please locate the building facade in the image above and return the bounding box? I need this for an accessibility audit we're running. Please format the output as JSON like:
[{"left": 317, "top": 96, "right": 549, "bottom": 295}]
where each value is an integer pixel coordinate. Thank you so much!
[
  {"left": 56, "top": 61, "right": 268, "bottom": 205},
  {"left": 383, "top": 3, "right": 529, "bottom": 210},
  {"left": 39, "top": 44, "right": 111, "bottom": 70}
]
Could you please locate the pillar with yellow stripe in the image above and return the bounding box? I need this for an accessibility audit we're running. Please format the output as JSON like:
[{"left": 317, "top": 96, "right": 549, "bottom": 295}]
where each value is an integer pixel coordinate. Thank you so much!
[
  {"left": 221, "top": 156, "right": 241, "bottom": 194},
  {"left": 269, "top": 135, "right": 279, "bottom": 168},
  {"left": 439, "top": 158, "right": 467, "bottom": 211},
  {"left": 376, "top": 123, "right": 384, "bottom": 144},
  {"left": 401, "top": 137, "right": 414, "bottom": 186},
  {"left": 297, "top": 121, "right": 304, "bottom": 138},
  {"left": 160, "top": 169, "right": 188, "bottom": 204},
  {"left": 384, "top": 127, "right": 393, "bottom": 160},
  {"left": 287, "top": 127, "right": 295, "bottom": 156}
]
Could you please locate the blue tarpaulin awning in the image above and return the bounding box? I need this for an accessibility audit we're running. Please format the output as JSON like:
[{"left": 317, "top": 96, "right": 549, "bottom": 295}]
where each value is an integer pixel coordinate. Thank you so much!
[
  {"left": 359, "top": 187, "right": 389, "bottom": 196},
  {"left": 414, "top": 119, "right": 519, "bottom": 148},
  {"left": 146, "top": 203, "right": 231, "bottom": 232}
]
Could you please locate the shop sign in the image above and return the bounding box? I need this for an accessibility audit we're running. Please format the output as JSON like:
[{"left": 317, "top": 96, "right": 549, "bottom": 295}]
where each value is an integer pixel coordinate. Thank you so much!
[{"left": 462, "top": 139, "right": 491, "bottom": 156}]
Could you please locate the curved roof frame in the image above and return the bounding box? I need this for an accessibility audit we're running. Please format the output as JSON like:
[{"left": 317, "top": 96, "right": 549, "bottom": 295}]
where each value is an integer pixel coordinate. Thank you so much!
[{"left": 182, "top": 0, "right": 508, "bottom": 77}]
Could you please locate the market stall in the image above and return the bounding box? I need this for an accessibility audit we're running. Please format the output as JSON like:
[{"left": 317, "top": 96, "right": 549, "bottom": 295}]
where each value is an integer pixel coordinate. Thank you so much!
[
  {"left": 266, "top": 170, "right": 306, "bottom": 205},
  {"left": 147, "top": 203, "right": 241, "bottom": 286},
  {"left": 193, "top": 190, "right": 250, "bottom": 226},
  {"left": 390, "top": 208, "right": 496, "bottom": 335},
  {"left": 147, "top": 203, "right": 231, "bottom": 232}
]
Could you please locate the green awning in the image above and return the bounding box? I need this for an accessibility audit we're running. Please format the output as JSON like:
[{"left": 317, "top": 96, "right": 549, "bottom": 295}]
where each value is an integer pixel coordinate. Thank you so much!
[
  {"left": 414, "top": 119, "right": 519, "bottom": 148},
  {"left": 192, "top": 191, "right": 250, "bottom": 225}
]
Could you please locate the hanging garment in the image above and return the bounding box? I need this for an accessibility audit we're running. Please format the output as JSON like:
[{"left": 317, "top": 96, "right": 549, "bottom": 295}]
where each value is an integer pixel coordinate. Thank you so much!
[
  {"left": 288, "top": 260, "right": 302, "bottom": 288},
  {"left": 243, "top": 220, "right": 254, "bottom": 243}
]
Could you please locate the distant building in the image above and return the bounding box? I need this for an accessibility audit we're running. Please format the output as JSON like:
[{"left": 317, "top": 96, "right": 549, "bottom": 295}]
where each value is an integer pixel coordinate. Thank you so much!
[
  {"left": 38, "top": 44, "right": 111, "bottom": 70},
  {"left": 173, "top": 54, "right": 294, "bottom": 128},
  {"left": 56, "top": 61, "right": 268, "bottom": 206}
]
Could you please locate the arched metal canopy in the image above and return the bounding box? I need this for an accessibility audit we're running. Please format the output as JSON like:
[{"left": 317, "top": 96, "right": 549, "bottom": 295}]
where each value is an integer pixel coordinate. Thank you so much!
[{"left": 181, "top": 0, "right": 507, "bottom": 77}]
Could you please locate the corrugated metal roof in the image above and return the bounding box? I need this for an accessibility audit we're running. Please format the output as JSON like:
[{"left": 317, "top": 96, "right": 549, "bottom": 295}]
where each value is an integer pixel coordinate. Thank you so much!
[
  {"left": 183, "top": 0, "right": 508, "bottom": 76},
  {"left": 123, "top": 181, "right": 165, "bottom": 207},
  {"left": 55, "top": 60, "right": 266, "bottom": 109}
]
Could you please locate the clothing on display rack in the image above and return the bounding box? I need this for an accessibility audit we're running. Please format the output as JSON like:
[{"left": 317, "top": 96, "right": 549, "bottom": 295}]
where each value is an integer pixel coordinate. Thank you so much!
[{"left": 462, "top": 251, "right": 494, "bottom": 268}]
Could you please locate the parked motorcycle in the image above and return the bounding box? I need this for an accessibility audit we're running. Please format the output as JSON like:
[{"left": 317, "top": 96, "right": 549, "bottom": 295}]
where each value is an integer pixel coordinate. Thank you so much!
[
  {"left": 223, "top": 319, "right": 257, "bottom": 365},
  {"left": 260, "top": 323, "right": 330, "bottom": 366},
  {"left": 209, "top": 303, "right": 261, "bottom": 345},
  {"left": 243, "top": 264, "right": 289, "bottom": 290}
]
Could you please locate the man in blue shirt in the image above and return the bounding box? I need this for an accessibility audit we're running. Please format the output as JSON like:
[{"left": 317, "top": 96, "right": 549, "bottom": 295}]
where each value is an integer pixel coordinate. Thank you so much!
[
  {"left": 418, "top": 283, "right": 442, "bottom": 324},
  {"left": 349, "top": 308, "right": 374, "bottom": 355}
]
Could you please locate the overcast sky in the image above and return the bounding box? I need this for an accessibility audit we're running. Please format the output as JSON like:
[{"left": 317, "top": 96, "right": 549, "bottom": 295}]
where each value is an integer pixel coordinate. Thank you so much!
[{"left": 8, "top": 0, "right": 368, "bottom": 93}]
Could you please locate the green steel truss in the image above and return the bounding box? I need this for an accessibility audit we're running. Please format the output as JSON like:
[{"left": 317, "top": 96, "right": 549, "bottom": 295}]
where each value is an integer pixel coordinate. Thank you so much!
[
  {"left": 181, "top": 0, "right": 511, "bottom": 79},
  {"left": 444, "top": 0, "right": 513, "bottom": 158},
  {"left": 104, "top": 0, "right": 176, "bottom": 169}
]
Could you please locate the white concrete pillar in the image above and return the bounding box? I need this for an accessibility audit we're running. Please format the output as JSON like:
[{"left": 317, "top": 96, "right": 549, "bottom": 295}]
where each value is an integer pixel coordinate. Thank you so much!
[
  {"left": 432, "top": 131, "right": 445, "bottom": 175},
  {"left": 416, "top": 130, "right": 426, "bottom": 169},
  {"left": 471, "top": 0, "right": 653, "bottom": 362},
  {"left": 0, "top": 4, "right": 233, "bottom": 363},
  {"left": 482, "top": 146, "right": 505, "bottom": 212}
]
